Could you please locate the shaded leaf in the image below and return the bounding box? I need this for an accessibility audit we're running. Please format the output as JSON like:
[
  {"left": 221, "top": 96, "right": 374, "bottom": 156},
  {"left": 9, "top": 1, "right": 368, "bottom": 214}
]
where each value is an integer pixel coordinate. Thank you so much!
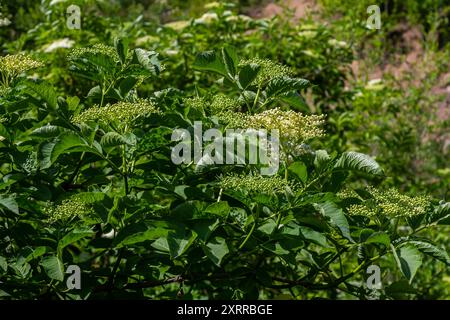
[
  {"left": 39, "top": 133, "right": 102, "bottom": 169},
  {"left": 192, "top": 50, "right": 228, "bottom": 77},
  {"left": 31, "top": 125, "right": 69, "bottom": 138},
  {"left": 167, "top": 229, "right": 197, "bottom": 258},
  {"left": 58, "top": 227, "right": 94, "bottom": 251},
  {"left": 406, "top": 241, "right": 450, "bottom": 265},
  {"left": 392, "top": 244, "right": 422, "bottom": 283},
  {"left": 365, "top": 232, "right": 390, "bottom": 247},
  {"left": 0, "top": 256, "right": 7, "bottom": 272},
  {"left": 24, "top": 81, "right": 57, "bottom": 110},
  {"left": 426, "top": 202, "right": 450, "bottom": 225},
  {"left": 115, "top": 38, "right": 129, "bottom": 64},
  {"left": 204, "top": 201, "right": 230, "bottom": 217},
  {"left": 298, "top": 226, "right": 329, "bottom": 247},
  {"left": 288, "top": 162, "right": 308, "bottom": 183},
  {"left": 41, "top": 256, "right": 64, "bottom": 282},
  {"left": 278, "top": 91, "right": 309, "bottom": 112},
  {"left": 100, "top": 132, "right": 129, "bottom": 148},
  {"left": 0, "top": 195, "right": 19, "bottom": 214},
  {"left": 238, "top": 63, "right": 260, "bottom": 89},
  {"left": 203, "top": 237, "right": 229, "bottom": 266}
]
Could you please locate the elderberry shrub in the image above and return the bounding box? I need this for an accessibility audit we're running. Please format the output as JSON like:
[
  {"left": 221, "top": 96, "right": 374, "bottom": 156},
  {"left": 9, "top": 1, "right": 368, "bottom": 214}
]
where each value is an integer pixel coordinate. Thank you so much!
[{"left": 0, "top": 0, "right": 449, "bottom": 300}]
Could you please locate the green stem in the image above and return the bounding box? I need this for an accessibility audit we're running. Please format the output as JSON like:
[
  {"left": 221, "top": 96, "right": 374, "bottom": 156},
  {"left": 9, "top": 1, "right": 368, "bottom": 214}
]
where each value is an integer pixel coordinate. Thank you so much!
[
  {"left": 258, "top": 98, "right": 273, "bottom": 112},
  {"left": 98, "top": 153, "right": 122, "bottom": 175},
  {"left": 108, "top": 248, "right": 124, "bottom": 292},
  {"left": 410, "top": 222, "right": 439, "bottom": 236},
  {"left": 274, "top": 211, "right": 282, "bottom": 232},
  {"left": 100, "top": 78, "right": 116, "bottom": 107},
  {"left": 238, "top": 204, "right": 260, "bottom": 250},
  {"left": 238, "top": 222, "right": 257, "bottom": 250},
  {"left": 302, "top": 171, "right": 329, "bottom": 191},
  {"left": 242, "top": 92, "right": 252, "bottom": 114},
  {"left": 252, "top": 85, "right": 262, "bottom": 112},
  {"left": 100, "top": 81, "right": 105, "bottom": 107}
]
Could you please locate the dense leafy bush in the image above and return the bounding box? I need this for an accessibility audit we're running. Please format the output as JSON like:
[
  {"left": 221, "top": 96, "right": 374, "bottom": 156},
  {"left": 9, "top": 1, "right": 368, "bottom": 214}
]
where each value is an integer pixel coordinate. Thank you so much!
[{"left": 0, "top": 0, "right": 449, "bottom": 300}]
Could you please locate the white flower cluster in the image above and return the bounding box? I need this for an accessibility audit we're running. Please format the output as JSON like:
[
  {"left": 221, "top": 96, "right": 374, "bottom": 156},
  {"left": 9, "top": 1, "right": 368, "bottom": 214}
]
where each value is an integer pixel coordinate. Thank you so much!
[
  {"left": 340, "top": 186, "right": 431, "bottom": 219},
  {"left": 43, "top": 38, "right": 75, "bottom": 53},
  {"left": 219, "top": 108, "right": 325, "bottom": 144}
]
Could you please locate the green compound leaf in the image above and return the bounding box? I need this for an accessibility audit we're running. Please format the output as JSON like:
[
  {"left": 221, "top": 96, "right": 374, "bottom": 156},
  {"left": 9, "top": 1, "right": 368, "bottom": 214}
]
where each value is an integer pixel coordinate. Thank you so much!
[
  {"left": 266, "top": 76, "right": 310, "bottom": 97},
  {"left": 202, "top": 237, "right": 229, "bottom": 266}
]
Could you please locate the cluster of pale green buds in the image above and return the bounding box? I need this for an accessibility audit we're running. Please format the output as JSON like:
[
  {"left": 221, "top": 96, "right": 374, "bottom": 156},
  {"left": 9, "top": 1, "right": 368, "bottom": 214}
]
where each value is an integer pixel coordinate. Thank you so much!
[
  {"left": 219, "top": 108, "right": 325, "bottom": 145},
  {"left": 0, "top": 54, "right": 43, "bottom": 87},
  {"left": 44, "top": 196, "right": 94, "bottom": 223},
  {"left": 219, "top": 173, "right": 294, "bottom": 194},
  {"left": 68, "top": 43, "right": 119, "bottom": 62},
  {"left": 72, "top": 99, "right": 160, "bottom": 131}
]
